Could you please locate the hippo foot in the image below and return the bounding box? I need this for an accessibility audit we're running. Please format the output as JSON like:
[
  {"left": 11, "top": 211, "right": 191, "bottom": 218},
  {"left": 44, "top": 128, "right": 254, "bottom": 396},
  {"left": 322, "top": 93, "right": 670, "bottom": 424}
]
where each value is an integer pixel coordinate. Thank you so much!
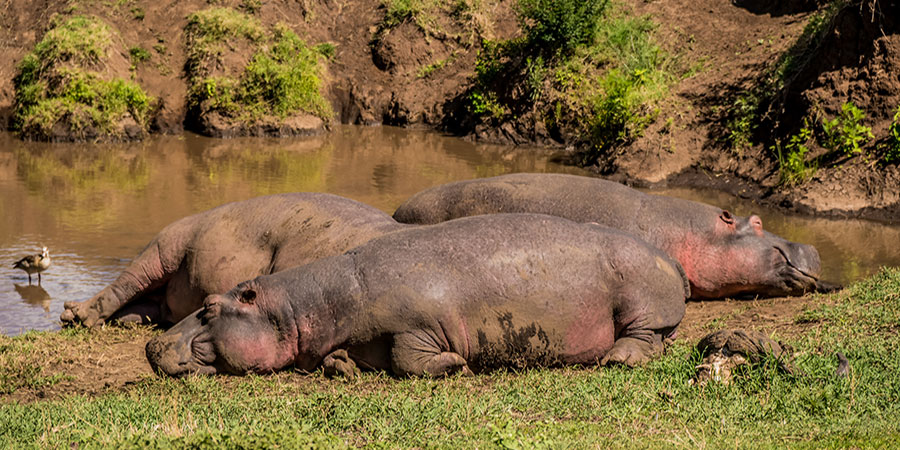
[
  {"left": 323, "top": 349, "right": 361, "bottom": 378},
  {"left": 60, "top": 300, "right": 104, "bottom": 327},
  {"left": 600, "top": 337, "right": 662, "bottom": 367}
]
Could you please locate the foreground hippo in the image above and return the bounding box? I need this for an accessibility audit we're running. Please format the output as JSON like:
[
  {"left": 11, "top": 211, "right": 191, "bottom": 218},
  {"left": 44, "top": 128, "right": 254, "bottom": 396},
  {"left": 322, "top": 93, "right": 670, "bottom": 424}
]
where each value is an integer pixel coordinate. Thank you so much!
[
  {"left": 61, "top": 193, "right": 406, "bottom": 327},
  {"left": 146, "top": 214, "right": 689, "bottom": 377},
  {"left": 393, "top": 173, "right": 832, "bottom": 299}
]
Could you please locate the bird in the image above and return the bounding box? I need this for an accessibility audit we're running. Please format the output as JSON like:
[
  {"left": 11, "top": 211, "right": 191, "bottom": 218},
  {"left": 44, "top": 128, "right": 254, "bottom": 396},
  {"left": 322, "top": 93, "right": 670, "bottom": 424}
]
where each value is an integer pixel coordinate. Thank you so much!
[{"left": 13, "top": 246, "right": 51, "bottom": 285}]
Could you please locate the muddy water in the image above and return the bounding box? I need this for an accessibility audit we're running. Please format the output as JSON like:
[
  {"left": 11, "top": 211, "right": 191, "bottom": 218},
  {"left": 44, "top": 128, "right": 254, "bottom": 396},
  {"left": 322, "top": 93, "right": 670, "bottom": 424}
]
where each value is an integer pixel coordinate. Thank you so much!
[{"left": 1, "top": 127, "right": 898, "bottom": 335}]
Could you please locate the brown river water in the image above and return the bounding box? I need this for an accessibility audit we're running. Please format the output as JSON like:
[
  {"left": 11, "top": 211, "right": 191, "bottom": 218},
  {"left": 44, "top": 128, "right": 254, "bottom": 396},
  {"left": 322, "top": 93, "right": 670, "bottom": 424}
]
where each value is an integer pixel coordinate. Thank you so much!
[{"left": 1, "top": 126, "right": 899, "bottom": 335}]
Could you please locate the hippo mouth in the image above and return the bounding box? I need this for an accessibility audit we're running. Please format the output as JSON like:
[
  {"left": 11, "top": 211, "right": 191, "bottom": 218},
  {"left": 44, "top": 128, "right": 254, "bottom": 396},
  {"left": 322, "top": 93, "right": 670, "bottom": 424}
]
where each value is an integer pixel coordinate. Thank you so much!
[
  {"left": 773, "top": 245, "right": 821, "bottom": 295},
  {"left": 146, "top": 310, "right": 219, "bottom": 377}
]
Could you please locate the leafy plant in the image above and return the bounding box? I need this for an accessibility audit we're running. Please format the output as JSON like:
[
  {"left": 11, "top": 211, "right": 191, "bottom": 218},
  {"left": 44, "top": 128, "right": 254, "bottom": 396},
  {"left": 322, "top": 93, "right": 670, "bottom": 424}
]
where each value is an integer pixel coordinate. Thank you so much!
[
  {"left": 129, "top": 46, "right": 151, "bottom": 65},
  {"left": 883, "top": 105, "right": 900, "bottom": 163},
  {"left": 774, "top": 125, "right": 816, "bottom": 185},
  {"left": 821, "top": 101, "right": 874, "bottom": 157}
]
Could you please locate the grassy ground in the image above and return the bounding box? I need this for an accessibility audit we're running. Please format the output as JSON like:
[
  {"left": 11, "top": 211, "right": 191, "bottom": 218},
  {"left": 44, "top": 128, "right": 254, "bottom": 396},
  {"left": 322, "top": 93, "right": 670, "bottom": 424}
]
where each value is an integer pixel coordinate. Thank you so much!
[{"left": 2, "top": 268, "right": 899, "bottom": 448}]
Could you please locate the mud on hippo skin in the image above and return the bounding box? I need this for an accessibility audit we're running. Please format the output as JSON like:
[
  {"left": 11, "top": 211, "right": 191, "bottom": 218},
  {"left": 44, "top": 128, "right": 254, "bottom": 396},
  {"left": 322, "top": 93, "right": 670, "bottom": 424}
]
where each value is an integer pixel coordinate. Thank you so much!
[
  {"left": 393, "top": 173, "right": 837, "bottom": 299},
  {"left": 146, "top": 214, "right": 689, "bottom": 378},
  {"left": 61, "top": 193, "right": 407, "bottom": 327}
]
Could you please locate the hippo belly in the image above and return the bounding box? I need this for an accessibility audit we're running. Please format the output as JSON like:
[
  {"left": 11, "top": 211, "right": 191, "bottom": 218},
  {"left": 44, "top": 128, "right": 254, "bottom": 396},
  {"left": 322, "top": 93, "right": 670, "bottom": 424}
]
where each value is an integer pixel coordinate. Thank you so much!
[
  {"left": 393, "top": 173, "right": 833, "bottom": 299},
  {"left": 146, "top": 214, "right": 689, "bottom": 378}
]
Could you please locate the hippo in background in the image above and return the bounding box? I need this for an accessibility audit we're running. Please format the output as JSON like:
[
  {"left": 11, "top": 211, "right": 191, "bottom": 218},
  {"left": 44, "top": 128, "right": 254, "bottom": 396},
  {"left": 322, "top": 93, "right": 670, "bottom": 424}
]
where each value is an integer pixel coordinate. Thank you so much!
[
  {"left": 393, "top": 173, "right": 837, "bottom": 299},
  {"left": 146, "top": 214, "right": 689, "bottom": 378},
  {"left": 61, "top": 193, "right": 408, "bottom": 327}
]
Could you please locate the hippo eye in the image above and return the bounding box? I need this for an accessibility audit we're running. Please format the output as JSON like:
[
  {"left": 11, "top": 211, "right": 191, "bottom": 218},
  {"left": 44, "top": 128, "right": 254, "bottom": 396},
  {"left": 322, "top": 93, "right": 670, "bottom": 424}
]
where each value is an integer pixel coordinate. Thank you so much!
[
  {"left": 719, "top": 210, "right": 735, "bottom": 225},
  {"left": 240, "top": 289, "right": 257, "bottom": 304}
]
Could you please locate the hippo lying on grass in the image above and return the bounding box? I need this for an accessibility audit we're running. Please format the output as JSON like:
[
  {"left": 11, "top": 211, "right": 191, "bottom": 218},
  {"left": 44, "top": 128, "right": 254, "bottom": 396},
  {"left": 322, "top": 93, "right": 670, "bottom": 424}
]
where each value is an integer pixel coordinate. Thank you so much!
[
  {"left": 393, "top": 173, "right": 836, "bottom": 299},
  {"left": 61, "top": 193, "right": 406, "bottom": 327},
  {"left": 146, "top": 214, "right": 689, "bottom": 377}
]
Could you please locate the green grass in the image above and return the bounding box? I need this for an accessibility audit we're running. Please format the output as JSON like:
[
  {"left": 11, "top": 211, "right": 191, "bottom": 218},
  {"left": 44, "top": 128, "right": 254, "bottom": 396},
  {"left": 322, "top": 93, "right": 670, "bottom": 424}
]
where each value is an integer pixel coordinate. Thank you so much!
[
  {"left": 12, "top": 16, "right": 153, "bottom": 140},
  {"left": 185, "top": 8, "right": 332, "bottom": 126},
  {"left": 2, "top": 269, "right": 900, "bottom": 447}
]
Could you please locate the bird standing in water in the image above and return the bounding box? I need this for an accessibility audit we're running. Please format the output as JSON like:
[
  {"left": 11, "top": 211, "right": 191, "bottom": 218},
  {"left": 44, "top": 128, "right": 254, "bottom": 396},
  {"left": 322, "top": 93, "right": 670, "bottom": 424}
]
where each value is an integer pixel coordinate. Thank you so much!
[{"left": 13, "top": 246, "right": 51, "bottom": 285}]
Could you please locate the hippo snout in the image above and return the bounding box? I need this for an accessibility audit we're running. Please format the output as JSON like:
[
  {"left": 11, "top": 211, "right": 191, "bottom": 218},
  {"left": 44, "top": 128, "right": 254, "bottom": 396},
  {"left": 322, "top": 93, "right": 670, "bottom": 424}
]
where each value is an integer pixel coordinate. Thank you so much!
[
  {"left": 785, "top": 242, "right": 822, "bottom": 280},
  {"left": 145, "top": 310, "right": 217, "bottom": 377}
]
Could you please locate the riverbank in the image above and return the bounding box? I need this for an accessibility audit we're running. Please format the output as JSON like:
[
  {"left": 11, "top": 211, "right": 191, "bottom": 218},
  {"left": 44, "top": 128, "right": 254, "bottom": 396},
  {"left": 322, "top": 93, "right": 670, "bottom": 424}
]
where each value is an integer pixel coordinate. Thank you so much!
[
  {"left": 2, "top": 268, "right": 899, "bottom": 447},
  {"left": 2, "top": 0, "right": 898, "bottom": 219}
]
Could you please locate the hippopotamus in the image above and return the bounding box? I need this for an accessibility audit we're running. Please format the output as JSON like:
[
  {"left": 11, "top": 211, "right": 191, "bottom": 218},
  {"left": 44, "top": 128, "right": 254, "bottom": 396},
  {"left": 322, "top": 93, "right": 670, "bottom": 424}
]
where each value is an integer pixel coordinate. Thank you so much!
[
  {"left": 145, "top": 214, "right": 689, "bottom": 377},
  {"left": 393, "top": 173, "right": 835, "bottom": 299},
  {"left": 61, "top": 193, "right": 407, "bottom": 327}
]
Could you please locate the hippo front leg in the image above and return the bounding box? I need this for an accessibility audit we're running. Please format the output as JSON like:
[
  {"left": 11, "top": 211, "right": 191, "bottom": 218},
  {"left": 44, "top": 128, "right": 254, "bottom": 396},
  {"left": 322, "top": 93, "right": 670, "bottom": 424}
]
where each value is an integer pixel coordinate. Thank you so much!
[
  {"left": 322, "top": 349, "right": 361, "bottom": 378},
  {"left": 391, "top": 331, "right": 472, "bottom": 377}
]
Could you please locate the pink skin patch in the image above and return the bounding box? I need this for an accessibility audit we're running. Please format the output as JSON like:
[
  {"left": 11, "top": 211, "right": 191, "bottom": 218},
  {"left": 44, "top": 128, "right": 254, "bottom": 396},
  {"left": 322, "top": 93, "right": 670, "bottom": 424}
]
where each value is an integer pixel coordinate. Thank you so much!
[{"left": 563, "top": 304, "right": 615, "bottom": 364}]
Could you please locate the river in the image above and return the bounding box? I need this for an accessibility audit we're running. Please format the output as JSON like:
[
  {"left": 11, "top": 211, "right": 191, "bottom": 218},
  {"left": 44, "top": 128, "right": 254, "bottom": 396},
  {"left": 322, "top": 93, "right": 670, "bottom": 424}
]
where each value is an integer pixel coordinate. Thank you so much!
[{"left": 1, "top": 126, "right": 898, "bottom": 335}]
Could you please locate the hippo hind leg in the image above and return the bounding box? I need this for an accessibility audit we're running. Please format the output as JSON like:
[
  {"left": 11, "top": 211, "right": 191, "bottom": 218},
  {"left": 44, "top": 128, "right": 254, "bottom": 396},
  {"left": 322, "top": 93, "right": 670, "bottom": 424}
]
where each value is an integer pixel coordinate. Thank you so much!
[
  {"left": 600, "top": 334, "right": 665, "bottom": 367},
  {"left": 391, "top": 331, "right": 471, "bottom": 377}
]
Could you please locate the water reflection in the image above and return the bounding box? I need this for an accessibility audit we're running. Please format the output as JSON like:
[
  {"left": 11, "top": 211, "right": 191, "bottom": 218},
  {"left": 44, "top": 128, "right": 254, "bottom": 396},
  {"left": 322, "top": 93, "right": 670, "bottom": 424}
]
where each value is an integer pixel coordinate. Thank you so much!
[
  {"left": 0, "top": 127, "right": 583, "bottom": 334},
  {"left": 1, "top": 127, "right": 898, "bottom": 335},
  {"left": 14, "top": 284, "right": 51, "bottom": 312}
]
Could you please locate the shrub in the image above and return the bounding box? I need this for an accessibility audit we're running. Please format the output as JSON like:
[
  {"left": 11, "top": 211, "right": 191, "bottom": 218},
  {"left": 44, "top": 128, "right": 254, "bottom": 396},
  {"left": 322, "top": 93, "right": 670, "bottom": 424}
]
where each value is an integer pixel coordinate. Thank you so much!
[
  {"left": 883, "top": 105, "right": 900, "bottom": 163},
  {"left": 774, "top": 125, "right": 816, "bottom": 185},
  {"left": 821, "top": 101, "right": 874, "bottom": 157},
  {"left": 186, "top": 11, "right": 332, "bottom": 123},
  {"left": 129, "top": 46, "right": 151, "bottom": 65},
  {"left": 516, "top": 0, "right": 609, "bottom": 56}
]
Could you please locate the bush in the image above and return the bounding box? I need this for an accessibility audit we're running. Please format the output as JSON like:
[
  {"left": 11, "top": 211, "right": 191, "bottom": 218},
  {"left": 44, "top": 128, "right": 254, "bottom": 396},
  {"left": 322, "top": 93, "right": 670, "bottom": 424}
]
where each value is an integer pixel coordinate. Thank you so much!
[
  {"left": 185, "top": 9, "right": 332, "bottom": 123},
  {"left": 884, "top": 105, "right": 900, "bottom": 163},
  {"left": 821, "top": 101, "right": 874, "bottom": 157},
  {"left": 12, "top": 16, "right": 153, "bottom": 139},
  {"left": 774, "top": 125, "right": 816, "bottom": 185},
  {"left": 517, "top": 0, "right": 609, "bottom": 56}
]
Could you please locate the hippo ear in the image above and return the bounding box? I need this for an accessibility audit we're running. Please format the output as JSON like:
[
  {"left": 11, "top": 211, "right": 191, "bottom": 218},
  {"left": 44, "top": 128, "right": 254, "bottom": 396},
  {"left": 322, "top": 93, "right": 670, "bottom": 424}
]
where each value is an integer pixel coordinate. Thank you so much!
[
  {"left": 240, "top": 289, "right": 257, "bottom": 304},
  {"left": 749, "top": 215, "right": 764, "bottom": 236},
  {"left": 719, "top": 210, "right": 735, "bottom": 226}
]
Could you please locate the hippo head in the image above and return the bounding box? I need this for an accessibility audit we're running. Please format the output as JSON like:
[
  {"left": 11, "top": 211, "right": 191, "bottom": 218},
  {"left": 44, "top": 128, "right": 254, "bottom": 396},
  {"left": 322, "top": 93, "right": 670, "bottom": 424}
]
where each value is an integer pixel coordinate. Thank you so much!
[
  {"left": 146, "top": 278, "right": 300, "bottom": 377},
  {"left": 677, "top": 210, "right": 826, "bottom": 299}
]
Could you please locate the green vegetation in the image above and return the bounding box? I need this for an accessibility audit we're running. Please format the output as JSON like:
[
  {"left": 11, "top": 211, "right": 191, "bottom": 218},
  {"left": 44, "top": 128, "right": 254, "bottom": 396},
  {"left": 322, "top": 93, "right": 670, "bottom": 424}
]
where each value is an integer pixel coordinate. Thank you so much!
[
  {"left": 773, "top": 125, "right": 817, "bottom": 185},
  {"left": 12, "top": 16, "right": 153, "bottom": 140},
  {"left": 2, "top": 269, "right": 900, "bottom": 446},
  {"left": 130, "top": 6, "right": 145, "bottom": 20},
  {"left": 885, "top": 105, "right": 900, "bottom": 163},
  {"left": 821, "top": 101, "right": 874, "bottom": 157},
  {"left": 516, "top": 0, "right": 607, "bottom": 56},
  {"left": 128, "top": 46, "right": 151, "bottom": 66},
  {"left": 185, "top": 8, "right": 331, "bottom": 127},
  {"left": 241, "top": 0, "right": 263, "bottom": 14},
  {"left": 417, "top": 53, "right": 457, "bottom": 78},
  {"left": 377, "top": 0, "right": 497, "bottom": 45},
  {"left": 470, "top": 2, "right": 676, "bottom": 160}
]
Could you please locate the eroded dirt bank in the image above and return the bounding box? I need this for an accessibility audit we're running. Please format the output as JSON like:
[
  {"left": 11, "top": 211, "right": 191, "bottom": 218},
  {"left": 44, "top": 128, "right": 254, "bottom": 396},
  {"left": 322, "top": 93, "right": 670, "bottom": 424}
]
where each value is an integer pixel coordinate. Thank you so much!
[{"left": 1, "top": 0, "right": 898, "bottom": 219}]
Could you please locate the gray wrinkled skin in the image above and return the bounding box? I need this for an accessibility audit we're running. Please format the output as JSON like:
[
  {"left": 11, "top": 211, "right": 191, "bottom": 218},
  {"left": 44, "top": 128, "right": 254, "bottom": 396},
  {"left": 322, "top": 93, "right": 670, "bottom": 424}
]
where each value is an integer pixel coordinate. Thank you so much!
[
  {"left": 146, "top": 214, "right": 689, "bottom": 378},
  {"left": 393, "top": 173, "right": 833, "bottom": 299},
  {"left": 62, "top": 193, "right": 407, "bottom": 327}
]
